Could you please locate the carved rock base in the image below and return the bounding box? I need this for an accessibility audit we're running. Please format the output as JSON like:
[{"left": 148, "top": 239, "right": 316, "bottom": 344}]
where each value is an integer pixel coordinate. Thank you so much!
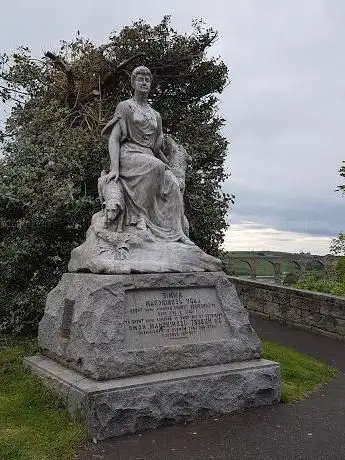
[
  {"left": 68, "top": 225, "right": 222, "bottom": 274},
  {"left": 25, "top": 355, "right": 281, "bottom": 440},
  {"left": 38, "top": 272, "right": 262, "bottom": 380}
]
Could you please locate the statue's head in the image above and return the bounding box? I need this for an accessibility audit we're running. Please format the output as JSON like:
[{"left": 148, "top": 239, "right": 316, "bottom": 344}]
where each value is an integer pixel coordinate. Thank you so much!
[
  {"left": 103, "top": 199, "right": 122, "bottom": 225},
  {"left": 131, "top": 66, "right": 152, "bottom": 94},
  {"left": 98, "top": 171, "right": 125, "bottom": 228}
]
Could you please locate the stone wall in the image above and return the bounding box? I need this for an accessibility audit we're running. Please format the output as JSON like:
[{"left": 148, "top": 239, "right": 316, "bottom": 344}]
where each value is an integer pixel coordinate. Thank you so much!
[{"left": 229, "top": 276, "right": 345, "bottom": 341}]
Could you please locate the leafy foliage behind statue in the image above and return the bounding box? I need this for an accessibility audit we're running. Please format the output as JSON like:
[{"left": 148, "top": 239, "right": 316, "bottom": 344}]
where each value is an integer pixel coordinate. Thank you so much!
[{"left": 0, "top": 18, "right": 232, "bottom": 336}]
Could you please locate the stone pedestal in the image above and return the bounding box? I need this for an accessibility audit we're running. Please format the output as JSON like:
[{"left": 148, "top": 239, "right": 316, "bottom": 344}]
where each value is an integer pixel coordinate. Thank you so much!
[
  {"left": 28, "top": 271, "right": 281, "bottom": 438},
  {"left": 25, "top": 355, "right": 280, "bottom": 440}
]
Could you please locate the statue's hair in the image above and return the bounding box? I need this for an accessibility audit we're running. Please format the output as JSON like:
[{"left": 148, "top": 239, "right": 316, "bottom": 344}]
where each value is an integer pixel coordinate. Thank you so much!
[{"left": 131, "top": 66, "right": 152, "bottom": 86}]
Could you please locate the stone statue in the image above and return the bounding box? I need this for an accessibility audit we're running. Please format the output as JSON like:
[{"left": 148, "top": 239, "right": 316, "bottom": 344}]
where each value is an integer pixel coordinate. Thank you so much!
[
  {"left": 68, "top": 66, "right": 221, "bottom": 273},
  {"left": 34, "top": 66, "right": 280, "bottom": 441}
]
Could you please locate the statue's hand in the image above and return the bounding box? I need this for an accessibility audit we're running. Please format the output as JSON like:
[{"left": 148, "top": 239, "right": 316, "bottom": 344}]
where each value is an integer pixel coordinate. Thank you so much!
[{"left": 106, "top": 170, "right": 119, "bottom": 183}]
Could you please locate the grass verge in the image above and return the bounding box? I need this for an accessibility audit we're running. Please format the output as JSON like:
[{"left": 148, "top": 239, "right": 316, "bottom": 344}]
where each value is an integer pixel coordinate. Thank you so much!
[
  {"left": 263, "top": 340, "right": 338, "bottom": 402},
  {"left": 0, "top": 339, "right": 339, "bottom": 459},
  {"left": 0, "top": 340, "right": 86, "bottom": 460}
]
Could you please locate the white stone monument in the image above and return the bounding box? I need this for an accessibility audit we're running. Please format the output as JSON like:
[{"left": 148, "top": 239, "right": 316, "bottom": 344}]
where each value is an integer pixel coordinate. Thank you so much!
[{"left": 26, "top": 66, "right": 280, "bottom": 440}]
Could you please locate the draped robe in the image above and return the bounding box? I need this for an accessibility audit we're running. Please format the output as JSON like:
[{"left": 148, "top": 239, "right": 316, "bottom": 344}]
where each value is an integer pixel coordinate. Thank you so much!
[{"left": 102, "top": 99, "right": 186, "bottom": 241}]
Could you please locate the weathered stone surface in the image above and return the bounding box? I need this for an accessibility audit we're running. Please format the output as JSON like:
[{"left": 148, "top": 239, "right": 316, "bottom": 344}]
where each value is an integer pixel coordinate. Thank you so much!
[
  {"left": 38, "top": 272, "right": 261, "bottom": 380},
  {"left": 290, "top": 294, "right": 318, "bottom": 311},
  {"left": 25, "top": 355, "right": 281, "bottom": 440},
  {"left": 245, "top": 296, "right": 264, "bottom": 312},
  {"left": 68, "top": 233, "right": 222, "bottom": 274},
  {"left": 264, "top": 302, "right": 281, "bottom": 317},
  {"left": 255, "top": 288, "right": 273, "bottom": 302},
  {"left": 320, "top": 300, "right": 345, "bottom": 319},
  {"left": 285, "top": 307, "right": 302, "bottom": 323},
  {"left": 301, "top": 310, "right": 330, "bottom": 328},
  {"left": 232, "top": 276, "right": 345, "bottom": 341}
]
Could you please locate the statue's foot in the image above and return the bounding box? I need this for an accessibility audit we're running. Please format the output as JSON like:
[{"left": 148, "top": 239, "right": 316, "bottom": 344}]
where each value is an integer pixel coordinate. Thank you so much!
[
  {"left": 179, "top": 235, "right": 194, "bottom": 246},
  {"left": 136, "top": 219, "right": 147, "bottom": 231}
]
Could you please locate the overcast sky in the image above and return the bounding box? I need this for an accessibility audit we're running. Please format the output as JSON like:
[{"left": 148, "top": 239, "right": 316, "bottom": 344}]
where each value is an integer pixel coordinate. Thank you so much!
[{"left": 1, "top": 0, "right": 344, "bottom": 254}]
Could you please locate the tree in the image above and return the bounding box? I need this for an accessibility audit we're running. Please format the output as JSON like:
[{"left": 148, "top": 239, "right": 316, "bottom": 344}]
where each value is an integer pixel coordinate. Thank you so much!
[
  {"left": 0, "top": 18, "right": 233, "bottom": 336},
  {"left": 330, "top": 232, "right": 345, "bottom": 256},
  {"left": 329, "top": 232, "right": 345, "bottom": 284},
  {"left": 338, "top": 161, "right": 345, "bottom": 194}
]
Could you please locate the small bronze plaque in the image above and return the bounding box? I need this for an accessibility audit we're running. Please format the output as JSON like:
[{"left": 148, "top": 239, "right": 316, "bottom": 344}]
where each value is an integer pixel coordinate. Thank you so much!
[{"left": 60, "top": 299, "right": 75, "bottom": 339}]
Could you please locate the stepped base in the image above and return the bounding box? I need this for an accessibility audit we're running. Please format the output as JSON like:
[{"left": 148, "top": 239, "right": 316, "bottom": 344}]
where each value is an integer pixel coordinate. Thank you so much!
[{"left": 25, "top": 355, "right": 281, "bottom": 440}]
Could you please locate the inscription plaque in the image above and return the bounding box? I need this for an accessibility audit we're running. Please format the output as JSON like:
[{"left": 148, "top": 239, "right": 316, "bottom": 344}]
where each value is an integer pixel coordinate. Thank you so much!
[
  {"left": 61, "top": 299, "right": 74, "bottom": 339},
  {"left": 124, "top": 286, "right": 230, "bottom": 349}
]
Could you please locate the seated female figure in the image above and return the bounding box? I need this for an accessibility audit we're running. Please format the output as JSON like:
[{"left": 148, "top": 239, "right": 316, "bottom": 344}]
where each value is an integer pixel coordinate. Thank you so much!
[{"left": 101, "top": 66, "right": 190, "bottom": 244}]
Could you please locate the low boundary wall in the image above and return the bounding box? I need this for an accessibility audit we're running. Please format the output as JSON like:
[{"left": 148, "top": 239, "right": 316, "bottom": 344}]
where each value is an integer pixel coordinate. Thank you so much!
[{"left": 229, "top": 276, "right": 345, "bottom": 342}]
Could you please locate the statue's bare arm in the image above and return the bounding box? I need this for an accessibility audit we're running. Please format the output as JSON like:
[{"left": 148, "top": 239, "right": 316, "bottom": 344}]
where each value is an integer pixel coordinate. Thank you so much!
[
  {"left": 106, "top": 122, "right": 122, "bottom": 183},
  {"left": 153, "top": 113, "right": 169, "bottom": 165}
]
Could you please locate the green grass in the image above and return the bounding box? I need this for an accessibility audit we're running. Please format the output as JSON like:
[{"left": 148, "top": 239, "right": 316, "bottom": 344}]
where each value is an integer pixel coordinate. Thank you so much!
[
  {"left": 263, "top": 340, "right": 339, "bottom": 402},
  {"left": 0, "top": 340, "right": 339, "bottom": 459},
  {"left": 0, "top": 341, "right": 87, "bottom": 460}
]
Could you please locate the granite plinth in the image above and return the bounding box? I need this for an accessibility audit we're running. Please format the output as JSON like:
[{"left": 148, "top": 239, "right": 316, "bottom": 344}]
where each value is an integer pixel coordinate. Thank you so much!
[
  {"left": 38, "top": 272, "right": 262, "bottom": 380},
  {"left": 25, "top": 355, "right": 281, "bottom": 440}
]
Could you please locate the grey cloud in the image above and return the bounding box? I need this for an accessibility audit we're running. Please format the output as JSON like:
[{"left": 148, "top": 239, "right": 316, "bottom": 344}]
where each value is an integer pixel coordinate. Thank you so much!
[
  {"left": 229, "top": 185, "right": 344, "bottom": 237},
  {"left": 219, "top": 0, "right": 345, "bottom": 241}
]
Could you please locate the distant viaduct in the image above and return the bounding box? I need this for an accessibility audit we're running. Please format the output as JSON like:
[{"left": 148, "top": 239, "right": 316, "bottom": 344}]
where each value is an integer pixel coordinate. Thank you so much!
[{"left": 223, "top": 253, "right": 338, "bottom": 284}]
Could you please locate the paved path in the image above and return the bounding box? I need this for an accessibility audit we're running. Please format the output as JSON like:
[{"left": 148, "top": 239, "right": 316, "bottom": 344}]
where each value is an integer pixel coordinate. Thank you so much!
[{"left": 79, "top": 316, "right": 345, "bottom": 460}]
